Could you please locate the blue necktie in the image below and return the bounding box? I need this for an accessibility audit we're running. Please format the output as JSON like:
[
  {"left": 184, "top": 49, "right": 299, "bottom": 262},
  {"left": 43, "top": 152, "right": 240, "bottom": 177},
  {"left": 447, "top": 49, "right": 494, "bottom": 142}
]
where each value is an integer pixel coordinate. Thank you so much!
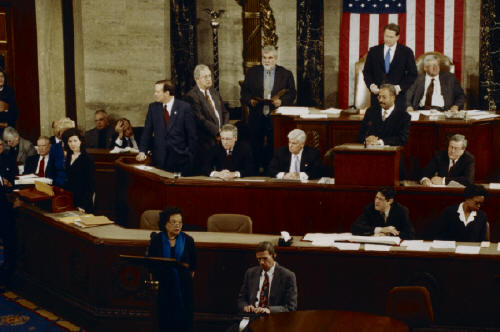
[{"left": 384, "top": 49, "right": 391, "bottom": 74}]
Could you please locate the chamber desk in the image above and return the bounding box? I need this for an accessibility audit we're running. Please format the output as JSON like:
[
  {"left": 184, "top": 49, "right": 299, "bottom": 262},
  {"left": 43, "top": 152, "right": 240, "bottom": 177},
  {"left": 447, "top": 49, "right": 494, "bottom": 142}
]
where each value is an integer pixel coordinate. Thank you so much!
[
  {"left": 115, "top": 157, "right": 500, "bottom": 241},
  {"left": 14, "top": 204, "right": 500, "bottom": 331},
  {"left": 273, "top": 112, "right": 500, "bottom": 182}
]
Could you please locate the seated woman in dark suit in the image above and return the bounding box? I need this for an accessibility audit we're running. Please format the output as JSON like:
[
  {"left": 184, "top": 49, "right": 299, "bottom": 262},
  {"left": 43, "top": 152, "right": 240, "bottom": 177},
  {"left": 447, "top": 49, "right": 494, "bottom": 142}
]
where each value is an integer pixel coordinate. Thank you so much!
[
  {"left": 62, "top": 128, "right": 95, "bottom": 213},
  {"left": 147, "top": 206, "right": 197, "bottom": 332},
  {"left": 436, "top": 184, "right": 488, "bottom": 242}
]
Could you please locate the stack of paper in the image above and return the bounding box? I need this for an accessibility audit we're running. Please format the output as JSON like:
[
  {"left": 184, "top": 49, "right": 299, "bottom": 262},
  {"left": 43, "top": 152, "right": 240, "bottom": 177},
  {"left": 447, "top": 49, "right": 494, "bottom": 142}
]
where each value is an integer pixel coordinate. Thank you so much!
[
  {"left": 276, "top": 106, "right": 310, "bottom": 116},
  {"left": 320, "top": 108, "right": 342, "bottom": 115},
  {"left": 349, "top": 235, "right": 401, "bottom": 245},
  {"left": 15, "top": 174, "right": 53, "bottom": 185},
  {"left": 74, "top": 215, "right": 114, "bottom": 228},
  {"left": 299, "top": 114, "right": 328, "bottom": 119}
]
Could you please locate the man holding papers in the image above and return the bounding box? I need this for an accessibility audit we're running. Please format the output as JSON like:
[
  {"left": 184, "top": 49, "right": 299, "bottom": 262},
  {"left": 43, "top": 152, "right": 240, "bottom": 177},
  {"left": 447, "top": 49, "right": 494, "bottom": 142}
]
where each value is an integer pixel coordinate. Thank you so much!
[
  {"left": 351, "top": 186, "right": 414, "bottom": 239},
  {"left": 436, "top": 184, "right": 488, "bottom": 242}
]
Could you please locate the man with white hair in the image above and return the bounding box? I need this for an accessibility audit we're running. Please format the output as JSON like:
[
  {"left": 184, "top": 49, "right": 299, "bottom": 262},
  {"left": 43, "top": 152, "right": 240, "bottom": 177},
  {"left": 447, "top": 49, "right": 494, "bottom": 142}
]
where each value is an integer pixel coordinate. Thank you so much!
[
  {"left": 2, "top": 126, "right": 36, "bottom": 164},
  {"left": 406, "top": 54, "right": 466, "bottom": 111},
  {"left": 185, "top": 64, "right": 229, "bottom": 173},
  {"left": 420, "top": 134, "right": 475, "bottom": 186},
  {"left": 268, "top": 129, "right": 322, "bottom": 180},
  {"left": 241, "top": 45, "right": 296, "bottom": 173}
]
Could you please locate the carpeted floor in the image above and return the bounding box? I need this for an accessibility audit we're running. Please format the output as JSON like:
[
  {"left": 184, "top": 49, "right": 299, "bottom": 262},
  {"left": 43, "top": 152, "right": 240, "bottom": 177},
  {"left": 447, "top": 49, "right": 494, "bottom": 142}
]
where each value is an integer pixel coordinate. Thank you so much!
[{"left": 0, "top": 242, "right": 83, "bottom": 331}]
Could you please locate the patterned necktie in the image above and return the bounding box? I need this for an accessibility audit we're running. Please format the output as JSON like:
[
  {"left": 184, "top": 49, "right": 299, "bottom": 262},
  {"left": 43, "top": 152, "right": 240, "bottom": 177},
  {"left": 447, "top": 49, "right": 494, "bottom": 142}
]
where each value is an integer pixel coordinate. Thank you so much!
[
  {"left": 263, "top": 71, "right": 271, "bottom": 116},
  {"left": 258, "top": 272, "right": 269, "bottom": 307},
  {"left": 384, "top": 49, "right": 391, "bottom": 74},
  {"left": 163, "top": 104, "right": 170, "bottom": 128},
  {"left": 424, "top": 78, "right": 435, "bottom": 110},
  {"left": 205, "top": 90, "right": 220, "bottom": 128},
  {"left": 38, "top": 156, "right": 45, "bottom": 177}
]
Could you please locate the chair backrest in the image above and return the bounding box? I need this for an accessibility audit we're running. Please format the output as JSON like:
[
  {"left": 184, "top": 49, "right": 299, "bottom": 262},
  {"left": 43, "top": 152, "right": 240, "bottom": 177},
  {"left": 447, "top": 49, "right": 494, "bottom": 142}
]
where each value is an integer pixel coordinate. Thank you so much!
[
  {"left": 386, "top": 286, "right": 434, "bottom": 328},
  {"left": 140, "top": 209, "right": 161, "bottom": 230},
  {"left": 207, "top": 214, "right": 253, "bottom": 233},
  {"left": 415, "top": 51, "right": 454, "bottom": 75},
  {"left": 354, "top": 54, "right": 371, "bottom": 110}
]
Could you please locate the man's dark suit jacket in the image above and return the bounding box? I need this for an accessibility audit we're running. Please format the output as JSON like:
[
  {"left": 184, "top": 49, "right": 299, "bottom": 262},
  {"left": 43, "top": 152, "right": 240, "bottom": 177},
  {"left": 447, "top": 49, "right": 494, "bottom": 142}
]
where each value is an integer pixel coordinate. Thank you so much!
[
  {"left": 85, "top": 125, "right": 115, "bottom": 149},
  {"left": 406, "top": 72, "right": 466, "bottom": 110},
  {"left": 357, "top": 103, "right": 411, "bottom": 146},
  {"left": 351, "top": 201, "right": 415, "bottom": 239},
  {"left": 436, "top": 204, "right": 487, "bottom": 242},
  {"left": 0, "top": 151, "right": 17, "bottom": 184},
  {"left": 237, "top": 263, "right": 297, "bottom": 313},
  {"left": 363, "top": 43, "right": 418, "bottom": 106},
  {"left": 268, "top": 146, "right": 323, "bottom": 179},
  {"left": 23, "top": 154, "right": 48, "bottom": 175},
  {"left": 185, "top": 86, "right": 229, "bottom": 147},
  {"left": 240, "top": 65, "right": 296, "bottom": 117},
  {"left": 202, "top": 141, "right": 255, "bottom": 177},
  {"left": 139, "top": 98, "right": 197, "bottom": 171},
  {"left": 421, "top": 150, "right": 475, "bottom": 186}
]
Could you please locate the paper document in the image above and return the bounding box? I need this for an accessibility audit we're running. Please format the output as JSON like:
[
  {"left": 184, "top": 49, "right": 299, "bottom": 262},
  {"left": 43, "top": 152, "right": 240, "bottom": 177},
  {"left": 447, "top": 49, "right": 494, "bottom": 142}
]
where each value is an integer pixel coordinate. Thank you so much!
[
  {"left": 135, "top": 165, "right": 153, "bottom": 171},
  {"left": 303, "top": 233, "right": 352, "bottom": 242},
  {"left": 349, "top": 235, "right": 401, "bottom": 245},
  {"left": 481, "top": 241, "right": 491, "bottom": 248},
  {"left": 320, "top": 108, "right": 342, "bottom": 115},
  {"left": 276, "top": 106, "right": 310, "bottom": 116},
  {"left": 405, "top": 243, "right": 432, "bottom": 251},
  {"left": 110, "top": 147, "right": 139, "bottom": 154},
  {"left": 408, "top": 112, "right": 420, "bottom": 121},
  {"left": 400, "top": 240, "right": 423, "bottom": 246},
  {"left": 333, "top": 243, "right": 360, "bottom": 251},
  {"left": 489, "top": 183, "right": 500, "bottom": 190},
  {"left": 455, "top": 246, "right": 480, "bottom": 254},
  {"left": 311, "top": 239, "right": 335, "bottom": 247},
  {"left": 431, "top": 240, "right": 456, "bottom": 249},
  {"left": 364, "top": 244, "right": 391, "bottom": 251},
  {"left": 300, "top": 114, "right": 328, "bottom": 119},
  {"left": 15, "top": 176, "right": 53, "bottom": 185}
]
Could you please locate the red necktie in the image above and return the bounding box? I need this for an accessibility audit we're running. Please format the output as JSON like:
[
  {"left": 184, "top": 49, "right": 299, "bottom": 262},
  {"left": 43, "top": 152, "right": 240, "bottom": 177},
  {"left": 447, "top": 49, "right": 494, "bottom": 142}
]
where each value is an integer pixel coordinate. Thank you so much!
[
  {"left": 163, "top": 104, "right": 170, "bottom": 128},
  {"left": 38, "top": 156, "right": 45, "bottom": 177},
  {"left": 258, "top": 272, "right": 269, "bottom": 307}
]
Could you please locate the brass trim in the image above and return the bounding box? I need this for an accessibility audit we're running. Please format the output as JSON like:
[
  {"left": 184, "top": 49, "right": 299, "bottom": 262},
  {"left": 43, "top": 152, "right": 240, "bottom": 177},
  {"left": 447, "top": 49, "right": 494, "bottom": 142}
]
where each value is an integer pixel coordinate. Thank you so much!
[
  {"left": 244, "top": 11, "right": 261, "bottom": 19},
  {"left": 244, "top": 61, "right": 261, "bottom": 67}
]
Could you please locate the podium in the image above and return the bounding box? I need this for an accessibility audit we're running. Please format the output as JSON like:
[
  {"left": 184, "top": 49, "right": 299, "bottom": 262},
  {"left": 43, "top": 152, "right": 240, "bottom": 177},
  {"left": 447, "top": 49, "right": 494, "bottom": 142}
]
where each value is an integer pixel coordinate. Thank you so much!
[
  {"left": 119, "top": 254, "right": 191, "bottom": 332},
  {"left": 334, "top": 143, "right": 402, "bottom": 186}
]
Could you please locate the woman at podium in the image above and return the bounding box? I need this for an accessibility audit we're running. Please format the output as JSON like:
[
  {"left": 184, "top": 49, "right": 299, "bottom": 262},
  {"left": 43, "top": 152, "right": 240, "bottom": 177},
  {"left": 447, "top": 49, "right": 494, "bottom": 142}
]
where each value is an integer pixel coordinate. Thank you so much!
[{"left": 147, "top": 206, "right": 197, "bottom": 332}]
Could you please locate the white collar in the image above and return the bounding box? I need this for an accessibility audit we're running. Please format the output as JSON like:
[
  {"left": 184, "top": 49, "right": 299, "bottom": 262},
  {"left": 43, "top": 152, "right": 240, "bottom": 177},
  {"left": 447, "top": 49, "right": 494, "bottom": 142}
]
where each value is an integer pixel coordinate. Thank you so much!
[{"left": 457, "top": 202, "right": 477, "bottom": 226}]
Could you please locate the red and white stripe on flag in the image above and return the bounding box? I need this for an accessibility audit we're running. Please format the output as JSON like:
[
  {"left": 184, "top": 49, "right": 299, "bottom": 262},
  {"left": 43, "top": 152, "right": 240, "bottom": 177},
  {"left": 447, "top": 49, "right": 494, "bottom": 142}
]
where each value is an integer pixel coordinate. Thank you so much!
[{"left": 338, "top": 0, "right": 464, "bottom": 109}]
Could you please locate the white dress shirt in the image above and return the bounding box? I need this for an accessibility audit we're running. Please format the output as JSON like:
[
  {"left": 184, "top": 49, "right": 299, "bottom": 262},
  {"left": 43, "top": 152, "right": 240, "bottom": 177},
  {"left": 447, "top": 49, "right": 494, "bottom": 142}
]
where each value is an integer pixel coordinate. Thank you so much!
[
  {"left": 457, "top": 202, "right": 477, "bottom": 227},
  {"left": 276, "top": 149, "right": 308, "bottom": 180},
  {"left": 418, "top": 74, "right": 445, "bottom": 108},
  {"left": 253, "top": 263, "right": 276, "bottom": 308},
  {"left": 35, "top": 155, "right": 49, "bottom": 175}
]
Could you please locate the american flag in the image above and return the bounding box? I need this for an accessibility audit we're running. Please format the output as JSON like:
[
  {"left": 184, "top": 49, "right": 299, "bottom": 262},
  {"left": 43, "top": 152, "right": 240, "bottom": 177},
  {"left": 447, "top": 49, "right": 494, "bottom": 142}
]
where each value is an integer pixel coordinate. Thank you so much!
[{"left": 338, "top": 0, "right": 465, "bottom": 108}]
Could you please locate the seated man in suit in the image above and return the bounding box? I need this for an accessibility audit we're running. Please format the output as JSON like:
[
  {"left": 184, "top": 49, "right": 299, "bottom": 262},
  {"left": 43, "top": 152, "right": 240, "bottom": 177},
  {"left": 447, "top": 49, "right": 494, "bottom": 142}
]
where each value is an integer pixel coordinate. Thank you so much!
[
  {"left": 2, "top": 126, "right": 36, "bottom": 165},
  {"left": 241, "top": 45, "right": 296, "bottom": 174},
  {"left": 235, "top": 241, "right": 297, "bottom": 330},
  {"left": 357, "top": 84, "right": 411, "bottom": 146},
  {"left": 85, "top": 109, "right": 114, "bottom": 149},
  {"left": 137, "top": 80, "right": 197, "bottom": 175},
  {"left": 268, "top": 129, "right": 322, "bottom": 180},
  {"left": 436, "top": 184, "right": 488, "bottom": 242},
  {"left": 203, "top": 124, "right": 254, "bottom": 180},
  {"left": 420, "top": 134, "right": 474, "bottom": 186},
  {"left": 23, "top": 136, "right": 51, "bottom": 176},
  {"left": 112, "top": 118, "right": 139, "bottom": 149},
  {"left": 185, "top": 64, "right": 229, "bottom": 174},
  {"left": 351, "top": 186, "right": 414, "bottom": 239},
  {"left": 406, "top": 54, "right": 466, "bottom": 112}
]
